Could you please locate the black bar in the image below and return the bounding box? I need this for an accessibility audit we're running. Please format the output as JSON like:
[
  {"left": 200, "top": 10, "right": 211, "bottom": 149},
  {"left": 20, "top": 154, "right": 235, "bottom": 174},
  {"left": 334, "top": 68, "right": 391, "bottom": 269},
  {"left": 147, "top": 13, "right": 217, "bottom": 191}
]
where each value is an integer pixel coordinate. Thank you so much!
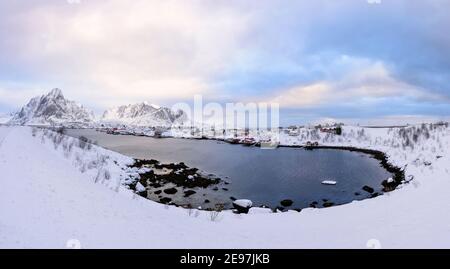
[{"left": 1, "top": 249, "right": 450, "bottom": 267}]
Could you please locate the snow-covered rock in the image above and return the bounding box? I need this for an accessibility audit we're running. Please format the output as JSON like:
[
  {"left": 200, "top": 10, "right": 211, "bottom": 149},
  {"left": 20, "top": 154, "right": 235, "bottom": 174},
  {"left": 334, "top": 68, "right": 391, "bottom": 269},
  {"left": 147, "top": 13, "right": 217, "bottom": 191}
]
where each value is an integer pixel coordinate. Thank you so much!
[
  {"left": 8, "top": 88, "right": 94, "bottom": 126},
  {"left": 233, "top": 199, "right": 253, "bottom": 208},
  {"left": 101, "top": 102, "right": 187, "bottom": 127},
  {"left": 233, "top": 199, "right": 253, "bottom": 214},
  {"left": 135, "top": 182, "right": 146, "bottom": 193}
]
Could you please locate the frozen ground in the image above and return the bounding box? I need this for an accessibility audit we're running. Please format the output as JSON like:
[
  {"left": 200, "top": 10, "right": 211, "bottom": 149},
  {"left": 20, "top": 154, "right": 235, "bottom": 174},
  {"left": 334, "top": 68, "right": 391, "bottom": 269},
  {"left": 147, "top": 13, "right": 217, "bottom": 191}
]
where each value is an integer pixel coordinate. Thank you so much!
[{"left": 0, "top": 125, "right": 449, "bottom": 248}]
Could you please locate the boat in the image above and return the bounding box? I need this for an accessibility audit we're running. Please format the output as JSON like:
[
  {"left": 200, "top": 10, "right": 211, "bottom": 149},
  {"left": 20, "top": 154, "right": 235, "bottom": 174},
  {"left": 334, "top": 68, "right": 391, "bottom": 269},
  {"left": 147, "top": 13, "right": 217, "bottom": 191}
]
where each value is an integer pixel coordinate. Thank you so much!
[
  {"left": 321, "top": 180, "right": 337, "bottom": 185},
  {"left": 305, "top": 141, "right": 319, "bottom": 149},
  {"left": 259, "top": 139, "right": 279, "bottom": 149},
  {"left": 241, "top": 137, "right": 256, "bottom": 146},
  {"left": 225, "top": 138, "right": 241, "bottom": 144},
  {"left": 106, "top": 128, "right": 120, "bottom": 135}
]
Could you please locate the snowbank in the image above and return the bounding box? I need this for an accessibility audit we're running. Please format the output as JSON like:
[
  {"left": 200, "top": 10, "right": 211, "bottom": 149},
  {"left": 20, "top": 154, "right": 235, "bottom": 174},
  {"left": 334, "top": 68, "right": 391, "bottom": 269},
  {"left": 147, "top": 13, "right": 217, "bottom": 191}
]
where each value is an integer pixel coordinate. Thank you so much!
[{"left": 1, "top": 125, "right": 450, "bottom": 248}]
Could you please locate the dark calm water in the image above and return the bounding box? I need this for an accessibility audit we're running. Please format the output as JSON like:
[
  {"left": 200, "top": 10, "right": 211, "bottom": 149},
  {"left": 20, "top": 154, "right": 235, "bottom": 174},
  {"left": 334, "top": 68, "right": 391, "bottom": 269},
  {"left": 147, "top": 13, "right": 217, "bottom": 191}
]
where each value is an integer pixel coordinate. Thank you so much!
[{"left": 66, "top": 129, "right": 392, "bottom": 210}]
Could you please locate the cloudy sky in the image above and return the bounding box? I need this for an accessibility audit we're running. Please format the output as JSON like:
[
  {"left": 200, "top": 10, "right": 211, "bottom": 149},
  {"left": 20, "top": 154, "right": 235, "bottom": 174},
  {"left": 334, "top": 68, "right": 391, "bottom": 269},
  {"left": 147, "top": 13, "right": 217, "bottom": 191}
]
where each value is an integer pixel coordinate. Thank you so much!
[{"left": 1, "top": 0, "right": 449, "bottom": 125}]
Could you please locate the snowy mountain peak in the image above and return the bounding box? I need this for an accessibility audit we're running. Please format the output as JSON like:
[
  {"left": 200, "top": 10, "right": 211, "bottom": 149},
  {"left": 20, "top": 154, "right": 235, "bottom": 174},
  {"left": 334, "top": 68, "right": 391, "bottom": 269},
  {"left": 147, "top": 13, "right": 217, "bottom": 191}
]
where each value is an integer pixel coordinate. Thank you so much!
[
  {"left": 48, "top": 88, "right": 64, "bottom": 99},
  {"left": 8, "top": 89, "right": 94, "bottom": 126},
  {"left": 101, "top": 102, "right": 187, "bottom": 127},
  {"left": 139, "top": 101, "right": 160, "bottom": 110}
]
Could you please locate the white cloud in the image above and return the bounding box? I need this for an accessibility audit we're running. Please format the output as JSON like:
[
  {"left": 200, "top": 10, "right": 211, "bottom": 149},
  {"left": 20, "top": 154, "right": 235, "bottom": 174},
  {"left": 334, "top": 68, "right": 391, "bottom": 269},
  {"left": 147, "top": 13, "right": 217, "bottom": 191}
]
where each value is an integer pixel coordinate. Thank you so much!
[
  {"left": 266, "top": 60, "right": 450, "bottom": 108},
  {"left": 1, "top": 0, "right": 254, "bottom": 108},
  {"left": 2, "top": 0, "right": 450, "bottom": 120}
]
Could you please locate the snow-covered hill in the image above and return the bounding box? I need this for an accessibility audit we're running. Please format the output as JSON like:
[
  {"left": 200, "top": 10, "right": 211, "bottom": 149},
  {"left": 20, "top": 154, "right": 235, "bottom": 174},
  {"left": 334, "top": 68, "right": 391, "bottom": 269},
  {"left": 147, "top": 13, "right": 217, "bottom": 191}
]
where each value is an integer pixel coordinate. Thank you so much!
[
  {"left": 1, "top": 124, "right": 449, "bottom": 248},
  {"left": 101, "top": 102, "right": 187, "bottom": 127},
  {"left": 8, "top": 88, "right": 94, "bottom": 126}
]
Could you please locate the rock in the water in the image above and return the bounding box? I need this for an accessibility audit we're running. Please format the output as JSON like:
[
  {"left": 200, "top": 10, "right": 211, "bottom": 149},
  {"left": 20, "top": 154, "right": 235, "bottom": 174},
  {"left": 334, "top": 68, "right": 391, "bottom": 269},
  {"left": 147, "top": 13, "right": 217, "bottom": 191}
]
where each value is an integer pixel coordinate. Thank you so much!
[
  {"left": 362, "top": 185, "right": 375, "bottom": 193},
  {"left": 323, "top": 202, "right": 335, "bottom": 208},
  {"left": 159, "top": 197, "right": 172, "bottom": 204},
  {"left": 280, "top": 199, "right": 293, "bottom": 207},
  {"left": 371, "top": 193, "right": 380, "bottom": 198},
  {"left": 204, "top": 199, "right": 210, "bottom": 203},
  {"left": 382, "top": 178, "right": 397, "bottom": 192},
  {"left": 163, "top": 188, "right": 178, "bottom": 195},
  {"left": 233, "top": 199, "right": 252, "bottom": 208},
  {"left": 232, "top": 199, "right": 253, "bottom": 214},
  {"left": 154, "top": 190, "right": 162, "bottom": 195},
  {"left": 150, "top": 182, "right": 162, "bottom": 188},
  {"left": 229, "top": 196, "right": 237, "bottom": 201},
  {"left": 183, "top": 190, "right": 196, "bottom": 197}
]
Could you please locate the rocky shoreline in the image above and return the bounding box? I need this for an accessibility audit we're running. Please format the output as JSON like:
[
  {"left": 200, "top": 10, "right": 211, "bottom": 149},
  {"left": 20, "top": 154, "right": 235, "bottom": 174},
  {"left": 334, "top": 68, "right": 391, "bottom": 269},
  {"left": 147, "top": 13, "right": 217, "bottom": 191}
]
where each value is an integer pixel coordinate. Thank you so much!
[
  {"left": 279, "top": 144, "right": 406, "bottom": 191},
  {"left": 88, "top": 126, "right": 408, "bottom": 213},
  {"left": 130, "top": 131, "right": 407, "bottom": 192},
  {"left": 124, "top": 143, "right": 405, "bottom": 213},
  {"left": 126, "top": 158, "right": 233, "bottom": 210}
]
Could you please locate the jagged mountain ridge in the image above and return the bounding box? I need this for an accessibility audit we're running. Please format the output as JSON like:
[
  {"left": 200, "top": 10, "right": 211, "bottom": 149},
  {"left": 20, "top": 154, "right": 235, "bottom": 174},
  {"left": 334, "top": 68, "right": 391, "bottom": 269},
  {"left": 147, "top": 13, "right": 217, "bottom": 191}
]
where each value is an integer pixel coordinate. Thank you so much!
[
  {"left": 7, "top": 88, "right": 188, "bottom": 127},
  {"left": 101, "top": 102, "right": 187, "bottom": 127},
  {"left": 9, "top": 88, "right": 95, "bottom": 126}
]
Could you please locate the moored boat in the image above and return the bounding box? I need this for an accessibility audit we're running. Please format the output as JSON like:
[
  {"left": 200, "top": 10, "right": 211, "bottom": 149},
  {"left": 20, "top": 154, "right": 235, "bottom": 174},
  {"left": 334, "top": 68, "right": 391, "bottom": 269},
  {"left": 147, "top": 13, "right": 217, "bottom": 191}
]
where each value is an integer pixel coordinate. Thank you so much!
[
  {"left": 260, "top": 139, "right": 279, "bottom": 149},
  {"left": 241, "top": 137, "right": 256, "bottom": 146}
]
